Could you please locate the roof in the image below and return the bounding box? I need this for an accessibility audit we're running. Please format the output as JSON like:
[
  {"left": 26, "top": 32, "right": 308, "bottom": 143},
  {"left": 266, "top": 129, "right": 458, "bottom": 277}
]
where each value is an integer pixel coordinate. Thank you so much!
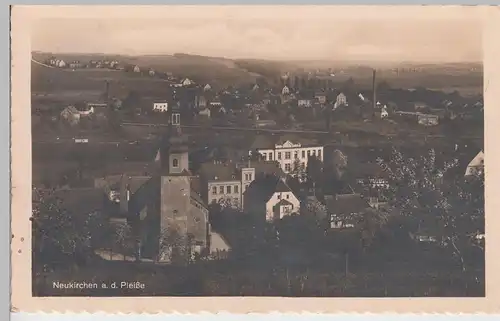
[
  {"left": 249, "top": 134, "right": 320, "bottom": 151},
  {"left": 249, "top": 160, "right": 285, "bottom": 177},
  {"left": 245, "top": 175, "right": 292, "bottom": 203},
  {"left": 199, "top": 162, "right": 239, "bottom": 182},
  {"left": 324, "top": 193, "right": 369, "bottom": 215}
]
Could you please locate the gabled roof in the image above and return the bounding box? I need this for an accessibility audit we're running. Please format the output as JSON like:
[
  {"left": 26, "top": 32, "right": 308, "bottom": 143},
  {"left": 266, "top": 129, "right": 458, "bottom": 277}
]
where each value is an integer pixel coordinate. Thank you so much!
[
  {"left": 245, "top": 175, "right": 293, "bottom": 203},
  {"left": 324, "top": 193, "right": 369, "bottom": 215}
]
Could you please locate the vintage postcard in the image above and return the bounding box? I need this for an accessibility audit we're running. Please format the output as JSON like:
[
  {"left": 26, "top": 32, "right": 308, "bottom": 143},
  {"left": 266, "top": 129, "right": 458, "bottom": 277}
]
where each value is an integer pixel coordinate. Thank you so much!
[{"left": 10, "top": 5, "right": 500, "bottom": 314}]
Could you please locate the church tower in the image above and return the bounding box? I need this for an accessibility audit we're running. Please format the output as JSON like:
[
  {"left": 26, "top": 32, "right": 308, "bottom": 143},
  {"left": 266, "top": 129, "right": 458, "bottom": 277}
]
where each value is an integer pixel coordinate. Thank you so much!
[{"left": 156, "top": 102, "right": 192, "bottom": 263}]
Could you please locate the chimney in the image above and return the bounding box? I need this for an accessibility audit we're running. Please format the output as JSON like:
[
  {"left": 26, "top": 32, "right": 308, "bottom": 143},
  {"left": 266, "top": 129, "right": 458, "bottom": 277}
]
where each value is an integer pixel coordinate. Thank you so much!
[{"left": 372, "top": 69, "right": 377, "bottom": 117}]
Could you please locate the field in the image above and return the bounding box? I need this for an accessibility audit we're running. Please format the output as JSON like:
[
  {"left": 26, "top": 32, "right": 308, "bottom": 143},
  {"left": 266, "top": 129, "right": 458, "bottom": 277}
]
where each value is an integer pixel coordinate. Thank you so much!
[{"left": 32, "top": 51, "right": 483, "bottom": 103}]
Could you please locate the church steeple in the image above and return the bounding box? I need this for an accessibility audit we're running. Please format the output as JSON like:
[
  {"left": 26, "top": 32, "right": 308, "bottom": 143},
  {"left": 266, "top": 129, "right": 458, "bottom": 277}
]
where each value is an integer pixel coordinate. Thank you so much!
[{"left": 155, "top": 102, "right": 190, "bottom": 175}]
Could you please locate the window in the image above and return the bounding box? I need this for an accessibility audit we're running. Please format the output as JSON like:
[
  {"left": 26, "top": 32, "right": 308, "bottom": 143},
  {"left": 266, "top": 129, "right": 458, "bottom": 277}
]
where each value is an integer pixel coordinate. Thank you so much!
[
  {"left": 302, "top": 162, "right": 305, "bottom": 168},
  {"left": 294, "top": 151, "right": 298, "bottom": 159},
  {"left": 212, "top": 186, "right": 217, "bottom": 195},
  {"left": 302, "top": 150, "right": 305, "bottom": 158},
  {"left": 285, "top": 163, "right": 291, "bottom": 171},
  {"left": 308, "top": 150, "right": 311, "bottom": 156},
  {"left": 318, "top": 149, "right": 322, "bottom": 158},
  {"left": 277, "top": 152, "right": 282, "bottom": 160},
  {"left": 219, "top": 186, "right": 224, "bottom": 194},
  {"left": 286, "top": 194, "right": 290, "bottom": 199},
  {"left": 234, "top": 185, "right": 239, "bottom": 193},
  {"left": 285, "top": 152, "right": 291, "bottom": 160},
  {"left": 172, "top": 158, "right": 179, "bottom": 168},
  {"left": 227, "top": 186, "right": 232, "bottom": 194},
  {"left": 268, "top": 153, "right": 273, "bottom": 160},
  {"left": 262, "top": 153, "right": 267, "bottom": 161},
  {"left": 172, "top": 113, "right": 180, "bottom": 125},
  {"left": 312, "top": 150, "right": 316, "bottom": 156},
  {"left": 277, "top": 194, "right": 281, "bottom": 199},
  {"left": 248, "top": 173, "right": 252, "bottom": 181}
]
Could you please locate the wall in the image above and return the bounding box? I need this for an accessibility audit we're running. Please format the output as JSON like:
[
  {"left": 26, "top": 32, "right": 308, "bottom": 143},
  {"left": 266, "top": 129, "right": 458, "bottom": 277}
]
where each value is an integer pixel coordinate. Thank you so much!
[
  {"left": 159, "top": 176, "right": 191, "bottom": 263},
  {"left": 207, "top": 180, "right": 242, "bottom": 208}
]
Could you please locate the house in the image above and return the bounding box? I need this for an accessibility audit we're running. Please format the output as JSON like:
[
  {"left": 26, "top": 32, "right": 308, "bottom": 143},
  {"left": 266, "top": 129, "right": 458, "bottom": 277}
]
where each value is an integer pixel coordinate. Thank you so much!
[
  {"left": 244, "top": 175, "right": 300, "bottom": 221},
  {"left": 55, "top": 59, "right": 66, "bottom": 68},
  {"left": 324, "top": 194, "right": 370, "bottom": 229},
  {"left": 204, "top": 84, "right": 212, "bottom": 91},
  {"left": 464, "top": 150, "right": 484, "bottom": 177},
  {"left": 297, "top": 99, "right": 313, "bottom": 108},
  {"left": 335, "top": 93, "right": 347, "bottom": 106},
  {"left": 152, "top": 101, "right": 169, "bottom": 113},
  {"left": 198, "top": 107, "right": 211, "bottom": 118},
  {"left": 97, "top": 104, "right": 210, "bottom": 263},
  {"left": 68, "top": 60, "right": 84, "bottom": 69},
  {"left": 417, "top": 113, "right": 439, "bottom": 126},
  {"left": 133, "top": 65, "right": 141, "bottom": 73},
  {"left": 148, "top": 69, "right": 156, "bottom": 77},
  {"left": 315, "top": 92, "right": 327, "bottom": 104},
  {"left": 249, "top": 135, "right": 324, "bottom": 177},
  {"left": 380, "top": 106, "right": 389, "bottom": 119},
  {"left": 197, "top": 95, "right": 208, "bottom": 109},
  {"left": 182, "top": 78, "right": 193, "bottom": 86},
  {"left": 199, "top": 159, "right": 284, "bottom": 209}
]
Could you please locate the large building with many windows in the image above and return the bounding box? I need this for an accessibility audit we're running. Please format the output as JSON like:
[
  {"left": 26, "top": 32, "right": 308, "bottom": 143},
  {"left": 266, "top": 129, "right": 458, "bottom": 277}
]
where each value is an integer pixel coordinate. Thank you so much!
[
  {"left": 198, "top": 159, "right": 284, "bottom": 209},
  {"left": 248, "top": 135, "right": 324, "bottom": 176}
]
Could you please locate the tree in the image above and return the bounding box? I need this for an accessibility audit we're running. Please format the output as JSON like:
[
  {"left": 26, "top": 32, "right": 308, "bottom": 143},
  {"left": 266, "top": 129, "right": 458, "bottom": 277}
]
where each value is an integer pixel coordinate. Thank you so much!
[
  {"left": 306, "top": 155, "right": 323, "bottom": 185},
  {"left": 158, "top": 227, "right": 192, "bottom": 265},
  {"left": 377, "top": 147, "right": 485, "bottom": 273},
  {"left": 291, "top": 158, "right": 306, "bottom": 182},
  {"left": 31, "top": 189, "right": 107, "bottom": 271},
  {"left": 111, "top": 221, "right": 133, "bottom": 260}
]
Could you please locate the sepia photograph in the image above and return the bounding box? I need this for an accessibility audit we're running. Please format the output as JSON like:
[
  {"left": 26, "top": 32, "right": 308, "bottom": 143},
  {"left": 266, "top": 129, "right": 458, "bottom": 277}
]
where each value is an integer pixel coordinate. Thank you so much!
[{"left": 24, "top": 6, "right": 486, "bottom": 300}]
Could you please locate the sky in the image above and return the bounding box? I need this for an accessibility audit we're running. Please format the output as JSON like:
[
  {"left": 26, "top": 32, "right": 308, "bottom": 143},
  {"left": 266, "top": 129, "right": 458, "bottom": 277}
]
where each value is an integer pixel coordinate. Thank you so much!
[{"left": 30, "top": 6, "right": 484, "bottom": 63}]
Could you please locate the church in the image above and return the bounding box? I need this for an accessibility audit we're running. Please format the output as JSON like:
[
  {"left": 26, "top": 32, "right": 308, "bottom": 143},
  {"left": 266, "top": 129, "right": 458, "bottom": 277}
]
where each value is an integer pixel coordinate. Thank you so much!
[{"left": 96, "top": 104, "right": 210, "bottom": 264}]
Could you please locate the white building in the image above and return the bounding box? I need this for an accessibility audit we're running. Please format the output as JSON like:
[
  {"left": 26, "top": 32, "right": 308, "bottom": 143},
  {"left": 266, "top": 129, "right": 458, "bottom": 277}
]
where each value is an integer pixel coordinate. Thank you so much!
[
  {"left": 204, "top": 84, "right": 212, "bottom": 91},
  {"left": 249, "top": 137, "right": 324, "bottom": 176},
  {"left": 297, "top": 99, "right": 313, "bottom": 108},
  {"left": 336, "top": 93, "right": 347, "bottom": 106},
  {"left": 465, "top": 150, "right": 484, "bottom": 177},
  {"left": 244, "top": 175, "right": 300, "bottom": 221},
  {"left": 182, "top": 78, "right": 193, "bottom": 86},
  {"left": 281, "top": 86, "right": 290, "bottom": 95},
  {"left": 199, "top": 160, "right": 284, "bottom": 209},
  {"left": 380, "top": 106, "right": 389, "bottom": 118},
  {"left": 133, "top": 65, "right": 141, "bottom": 73},
  {"left": 152, "top": 102, "right": 169, "bottom": 112}
]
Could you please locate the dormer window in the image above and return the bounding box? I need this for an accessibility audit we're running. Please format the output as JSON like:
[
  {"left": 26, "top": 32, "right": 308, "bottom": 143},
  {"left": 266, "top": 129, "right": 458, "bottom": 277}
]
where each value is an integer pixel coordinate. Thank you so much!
[{"left": 172, "top": 158, "right": 179, "bottom": 168}]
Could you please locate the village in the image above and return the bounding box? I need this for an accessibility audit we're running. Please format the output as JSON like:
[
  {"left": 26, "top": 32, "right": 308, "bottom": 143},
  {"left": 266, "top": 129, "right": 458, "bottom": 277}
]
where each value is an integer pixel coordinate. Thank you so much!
[{"left": 32, "top": 53, "right": 485, "bottom": 297}]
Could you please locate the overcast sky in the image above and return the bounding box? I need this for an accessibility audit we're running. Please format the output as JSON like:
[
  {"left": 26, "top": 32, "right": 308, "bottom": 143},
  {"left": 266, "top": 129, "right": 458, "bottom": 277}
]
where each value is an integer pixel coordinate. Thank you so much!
[{"left": 30, "top": 6, "right": 483, "bottom": 63}]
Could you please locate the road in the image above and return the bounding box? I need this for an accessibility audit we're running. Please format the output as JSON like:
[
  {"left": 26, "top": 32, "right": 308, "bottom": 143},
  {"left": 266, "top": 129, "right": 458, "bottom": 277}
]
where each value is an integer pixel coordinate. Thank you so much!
[
  {"left": 121, "top": 122, "right": 330, "bottom": 134},
  {"left": 31, "top": 57, "right": 54, "bottom": 69}
]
